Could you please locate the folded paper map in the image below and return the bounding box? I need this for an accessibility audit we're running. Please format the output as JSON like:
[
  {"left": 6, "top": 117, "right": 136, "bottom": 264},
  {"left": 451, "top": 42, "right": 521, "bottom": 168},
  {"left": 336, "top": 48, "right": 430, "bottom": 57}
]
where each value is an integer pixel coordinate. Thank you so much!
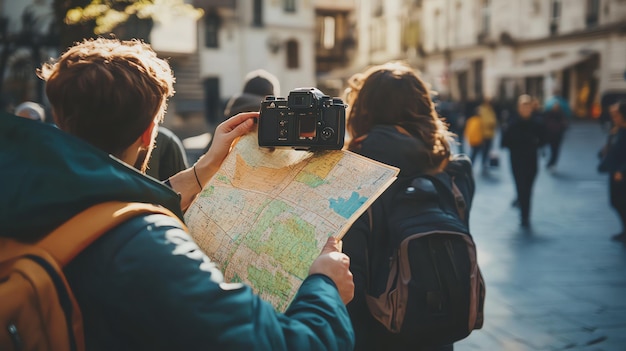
[{"left": 185, "top": 133, "right": 399, "bottom": 311}]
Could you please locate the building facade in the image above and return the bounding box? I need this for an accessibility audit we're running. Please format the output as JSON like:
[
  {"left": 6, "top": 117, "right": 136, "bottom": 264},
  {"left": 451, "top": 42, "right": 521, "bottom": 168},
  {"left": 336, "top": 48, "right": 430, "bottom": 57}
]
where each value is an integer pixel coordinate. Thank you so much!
[
  {"left": 319, "top": 0, "right": 626, "bottom": 119},
  {"left": 316, "top": 0, "right": 424, "bottom": 97},
  {"left": 421, "top": 0, "right": 626, "bottom": 118},
  {"left": 0, "top": 0, "right": 317, "bottom": 130},
  {"left": 314, "top": 0, "right": 357, "bottom": 96},
  {"left": 171, "top": 0, "right": 317, "bottom": 128}
]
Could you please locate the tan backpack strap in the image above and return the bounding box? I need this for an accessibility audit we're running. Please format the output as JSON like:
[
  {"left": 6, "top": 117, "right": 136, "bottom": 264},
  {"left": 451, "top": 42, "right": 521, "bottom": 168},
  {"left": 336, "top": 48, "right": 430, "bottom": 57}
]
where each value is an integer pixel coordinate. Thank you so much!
[
  {"left": 37, "top": 201, "right": 187, "bottom": 266},
  {"left": 394, "top": 125, "right": 411, "bottom": 136}
]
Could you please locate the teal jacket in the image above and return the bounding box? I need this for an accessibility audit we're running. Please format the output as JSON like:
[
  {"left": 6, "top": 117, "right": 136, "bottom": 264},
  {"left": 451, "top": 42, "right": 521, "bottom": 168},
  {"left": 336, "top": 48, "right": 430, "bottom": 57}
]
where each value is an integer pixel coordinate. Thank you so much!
[{"left": 0, "top": 113, "right": 354, "bottom": 351}]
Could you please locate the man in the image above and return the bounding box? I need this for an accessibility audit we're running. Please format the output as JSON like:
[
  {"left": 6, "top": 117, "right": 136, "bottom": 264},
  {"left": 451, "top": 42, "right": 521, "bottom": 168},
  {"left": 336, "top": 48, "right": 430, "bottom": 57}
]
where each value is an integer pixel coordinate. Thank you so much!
[
  {"left": 501, "top": 94, "right": 547, "bottom": 228},
  {"left": 0, "top": 38, "right": 354, "bottom": 350},
  {"left": 223, "top": 69, "right": 280, "bottom": 121}
]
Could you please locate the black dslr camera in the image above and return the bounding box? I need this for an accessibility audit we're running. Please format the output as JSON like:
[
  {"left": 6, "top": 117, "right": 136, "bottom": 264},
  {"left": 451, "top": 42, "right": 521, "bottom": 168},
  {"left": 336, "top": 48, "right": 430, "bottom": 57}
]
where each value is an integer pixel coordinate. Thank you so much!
[{"left": 258, "top": 87, "right": 346, "bottom": 150}]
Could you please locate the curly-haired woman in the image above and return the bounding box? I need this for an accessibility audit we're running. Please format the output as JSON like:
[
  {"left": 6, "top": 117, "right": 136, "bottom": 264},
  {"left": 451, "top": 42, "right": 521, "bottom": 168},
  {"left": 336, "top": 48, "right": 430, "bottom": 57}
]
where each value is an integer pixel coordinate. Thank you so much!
[{"left": 342, "top": 61, "right": 475, "bottom": 351}]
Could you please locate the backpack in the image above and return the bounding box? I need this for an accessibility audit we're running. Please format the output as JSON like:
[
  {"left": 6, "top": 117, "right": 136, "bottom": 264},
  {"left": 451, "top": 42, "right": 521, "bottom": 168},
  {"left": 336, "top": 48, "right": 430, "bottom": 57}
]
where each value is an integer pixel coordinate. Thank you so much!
[
  {"left": 365, "top": 169, "right": 485, "bottom": 346},
  {"left": 0, "top": 201, "right": 185, "bottom": 351}
]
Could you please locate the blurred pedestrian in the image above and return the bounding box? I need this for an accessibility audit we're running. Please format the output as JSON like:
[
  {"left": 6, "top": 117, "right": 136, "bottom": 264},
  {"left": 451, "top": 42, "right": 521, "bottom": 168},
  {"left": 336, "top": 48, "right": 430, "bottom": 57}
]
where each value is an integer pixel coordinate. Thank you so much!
[
  {"left": 14, "top": 101, "right": 45, "bottom": 122},
  {"left": 543, "top": 101, "right": 568, "bottom": 173},
  {"left": 464, "top": 108, "right": 483, "bottom": 163},
  {"left": 223, "top": 69, "right": 280, "bottom": 120},
  {"left": 465, "top": 96, "right": 498, "bottom": 174},
  {"left": 202, "top": 69, "right": 281, "bottom": 153},
  {"left": 472, "top": 96, "right": 498, "bottom": 173},
  {"left": 501, "top": 94, "right": 547, "bottom": 228},
  {"left": 342, "top": 61, "right": 463, "bottom": 351},
  {"left": 544, "top": 89, "right": 573, "bottom": 121},
  {"left": 436, "top": 92, "right": 465, "bottom": 153},
  {"left": 598, "top": 100, "right": 626, "bottom": 242}
]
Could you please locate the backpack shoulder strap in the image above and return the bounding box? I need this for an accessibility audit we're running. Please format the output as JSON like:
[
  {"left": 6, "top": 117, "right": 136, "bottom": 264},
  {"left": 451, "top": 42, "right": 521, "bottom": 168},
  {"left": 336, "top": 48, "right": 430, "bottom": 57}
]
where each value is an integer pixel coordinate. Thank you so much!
[
  {"left": 419, "top": 173, "right": 467, "bottom": 222},
  {"left": 37, "top": 201, "right": 187, "bottom": 266},
  {"left": 449, "top": 177, "right": 467, "bottom": 221}
]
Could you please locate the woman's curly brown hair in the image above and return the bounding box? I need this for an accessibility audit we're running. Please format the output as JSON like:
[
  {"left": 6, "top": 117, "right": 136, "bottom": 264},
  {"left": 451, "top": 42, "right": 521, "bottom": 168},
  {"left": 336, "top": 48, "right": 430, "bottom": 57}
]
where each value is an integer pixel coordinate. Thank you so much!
[{"left": 345, "top": 61, "right": 452, "bottom": 168}]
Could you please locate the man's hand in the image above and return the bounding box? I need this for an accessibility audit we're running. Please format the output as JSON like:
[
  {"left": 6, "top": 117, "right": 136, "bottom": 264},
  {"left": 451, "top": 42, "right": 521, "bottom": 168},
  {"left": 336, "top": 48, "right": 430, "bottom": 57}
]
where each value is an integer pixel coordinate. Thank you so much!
[
  {"left": 172, "top": 112, "right": 258, "bottom": 212},
  {"left": 309, "top": 236, "right": 354, "bottom": 304},
  {"left": 205, "top": 112, "right": 259, "bottom": 168},
  {"left": 195, "top": 112, "right": 258, "bottom": 185},
  {"left": 615, "top": 171, "right": 623, "bottom": 182}
]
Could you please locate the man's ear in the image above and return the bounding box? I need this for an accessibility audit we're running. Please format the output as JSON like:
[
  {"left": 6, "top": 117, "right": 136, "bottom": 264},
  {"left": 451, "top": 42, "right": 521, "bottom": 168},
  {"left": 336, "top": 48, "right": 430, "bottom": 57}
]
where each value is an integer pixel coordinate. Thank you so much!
[{"left": 141, "top": 121, "right": 157, "bottom": 148}]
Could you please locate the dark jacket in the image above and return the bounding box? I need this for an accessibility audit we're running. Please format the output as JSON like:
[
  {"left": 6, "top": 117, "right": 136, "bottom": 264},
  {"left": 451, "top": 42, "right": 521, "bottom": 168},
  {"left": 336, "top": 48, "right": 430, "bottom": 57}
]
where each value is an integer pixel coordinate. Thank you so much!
[
  {"left": 0, "top": 113, "right": 354, "bottom": 351},
  {"left": 598, "top": 127, "right": 626, "bottom": 175},
  {"left": 146, "top": 126, "right": 189, "bottom": 181},
  {"left": 501, "top": 115, "right": 547, "bottom": 166},
  {"left": 342, "top": 125, "right": 473, "bottom": 351},
  {"left": 543, "top": 109, "right": 568, "bottom": 140},
  {"left": 598, "top": 127, "right": 626, "bottom": 208}
]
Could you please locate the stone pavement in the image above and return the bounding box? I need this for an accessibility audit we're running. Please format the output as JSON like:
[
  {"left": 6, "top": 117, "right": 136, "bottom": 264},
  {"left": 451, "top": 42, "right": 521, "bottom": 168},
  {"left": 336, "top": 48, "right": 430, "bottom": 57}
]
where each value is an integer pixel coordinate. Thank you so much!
[{"left": 455, "top": 121, "right": 626, "bottom": 351}]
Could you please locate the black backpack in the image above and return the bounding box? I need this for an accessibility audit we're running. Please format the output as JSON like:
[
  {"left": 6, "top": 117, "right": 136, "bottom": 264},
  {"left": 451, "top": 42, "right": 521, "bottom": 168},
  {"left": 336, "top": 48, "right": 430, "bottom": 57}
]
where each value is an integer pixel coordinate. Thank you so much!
[{"left": 365, "top": 164, "right": 486, "bottom": 346}]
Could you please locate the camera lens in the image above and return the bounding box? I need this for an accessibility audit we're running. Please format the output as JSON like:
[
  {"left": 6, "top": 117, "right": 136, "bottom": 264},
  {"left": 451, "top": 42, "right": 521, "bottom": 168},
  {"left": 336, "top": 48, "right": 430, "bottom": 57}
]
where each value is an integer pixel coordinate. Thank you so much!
[{"left": 320, "top": 127, "right": 334, "bottom": 141}]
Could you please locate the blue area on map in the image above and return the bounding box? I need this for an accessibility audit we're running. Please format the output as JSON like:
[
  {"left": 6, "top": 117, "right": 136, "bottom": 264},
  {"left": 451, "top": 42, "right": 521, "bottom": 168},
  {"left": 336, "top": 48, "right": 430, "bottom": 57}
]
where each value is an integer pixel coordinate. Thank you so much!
[{"left": 329, "top": 191, "right": 368, "bottom": 219}]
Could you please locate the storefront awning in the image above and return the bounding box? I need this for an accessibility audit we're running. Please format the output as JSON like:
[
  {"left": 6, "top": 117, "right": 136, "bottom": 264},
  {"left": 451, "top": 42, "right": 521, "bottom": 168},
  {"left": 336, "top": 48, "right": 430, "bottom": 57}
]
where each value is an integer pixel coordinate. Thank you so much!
[
  {"left": 193, "top": 0, "right": 236, "bottom": 10},
  {"left": 494, "top": 51, "right": 595, "bottom": 78}
]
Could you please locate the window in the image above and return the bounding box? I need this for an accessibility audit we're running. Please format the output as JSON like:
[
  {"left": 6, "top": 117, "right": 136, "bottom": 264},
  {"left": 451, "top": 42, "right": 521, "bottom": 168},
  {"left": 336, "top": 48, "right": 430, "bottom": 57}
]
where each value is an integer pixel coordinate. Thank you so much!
[
  {"left": 203, "top": 78, "right": 221, "bottom": 126},
  {"left": 473, "top": 60, "right": 483, "bottom": 99},
  {"left": 253, "top": 0, "right": 263, "bottom": 27},
  {"left": 532, "top": 0, "right": 541, "bottom": 15},
  {"left": 204, "top": 10, "right": 221, "bottom": 48},
  {"left": 372, "top": 0, "right": 383, "bottom": 17},
  {"left": 322, "top": 16, "right": 335, "bottom": 49},
  {"left": 586, "top": 0, "right": 599, "bottom": 26},
  {"left": 369, "top": 21, "right": 386, "bottom": 53},
  {"left": 401, "top": 19, "right": 420, "bottom": 51},
  {"left": 480, "top": 0, "right": 490, "bottom": 36},
  {"left": 455, "top": 2, "right": 462, "bottom": 45},
  {"left": 284, "top": 0, "right": 296, "bottom": 13},
  {"left": 550, "top": 0, "right": 561, "bottom": 35},
  {"left": 433, "top": 9, "right": 440, "bottom": 51},
  {"left": 551, "top": 0, "right": 561, "bottom": 20},
  {"left": 286, "top": 40, "right": 299, "bottom": 69}
]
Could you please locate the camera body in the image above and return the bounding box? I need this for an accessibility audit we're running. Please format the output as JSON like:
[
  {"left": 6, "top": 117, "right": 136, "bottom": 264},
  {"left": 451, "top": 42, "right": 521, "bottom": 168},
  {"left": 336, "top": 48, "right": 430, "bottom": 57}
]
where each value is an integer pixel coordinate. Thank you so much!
[{"left": 258, "top": 87, "right": 346, "bottom": 150}]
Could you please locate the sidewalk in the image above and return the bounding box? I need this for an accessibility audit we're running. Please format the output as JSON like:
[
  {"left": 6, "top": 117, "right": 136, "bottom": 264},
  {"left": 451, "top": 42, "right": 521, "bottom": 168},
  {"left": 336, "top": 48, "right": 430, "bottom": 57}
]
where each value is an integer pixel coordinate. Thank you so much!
[{"left": 456, "top": 121, "right": 626, "bottom": 350}]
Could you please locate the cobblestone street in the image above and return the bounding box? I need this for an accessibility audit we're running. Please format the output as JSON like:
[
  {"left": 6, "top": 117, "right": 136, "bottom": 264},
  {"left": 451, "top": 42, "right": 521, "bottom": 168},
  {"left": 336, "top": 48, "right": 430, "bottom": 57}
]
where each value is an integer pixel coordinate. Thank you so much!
[{"left": 456, "top": 121, "right": 626, "bottom": 350}]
